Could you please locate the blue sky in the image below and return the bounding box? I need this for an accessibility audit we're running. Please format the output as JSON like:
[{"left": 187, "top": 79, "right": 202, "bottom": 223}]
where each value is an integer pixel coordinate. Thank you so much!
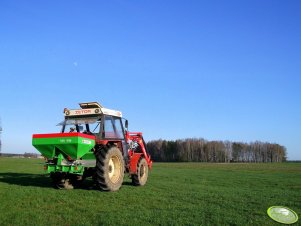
[{"left": 0, "top": 1, "right": 300, "bottom": 160}]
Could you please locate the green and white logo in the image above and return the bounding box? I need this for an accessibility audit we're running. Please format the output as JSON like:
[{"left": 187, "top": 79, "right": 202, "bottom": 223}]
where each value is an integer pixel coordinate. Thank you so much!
[
  {"left": 267, "top": 206, "right": 298, "bottom": 224},
  {"left": 82, "top": 139, "right": 92, "bottom": 145}
]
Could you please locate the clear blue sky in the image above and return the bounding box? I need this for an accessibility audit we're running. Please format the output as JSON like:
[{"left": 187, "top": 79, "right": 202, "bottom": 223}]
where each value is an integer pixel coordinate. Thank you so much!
[{"left": 0, "top": 1, "right": 300, "bottom": 160}]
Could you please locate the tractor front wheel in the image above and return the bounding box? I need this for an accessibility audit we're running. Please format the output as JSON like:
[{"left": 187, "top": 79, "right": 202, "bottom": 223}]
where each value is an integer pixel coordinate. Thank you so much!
[
  {"left": 132, "top": 157, "right": 149, "bottom": 186},
  {"left": 94, "top": 146, "right": 125, "bottom": 191}
]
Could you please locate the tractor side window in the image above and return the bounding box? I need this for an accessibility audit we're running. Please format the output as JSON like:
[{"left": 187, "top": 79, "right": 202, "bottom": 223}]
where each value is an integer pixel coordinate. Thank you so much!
[
  {"left": 104, "top": 116, "right": 115, "bottom": 138},
  {"left": 104, "top": 116, "right": 124, "bottom": 139},
  {"left": 113, "top": 117, "right": 124, "bottom": 139}
]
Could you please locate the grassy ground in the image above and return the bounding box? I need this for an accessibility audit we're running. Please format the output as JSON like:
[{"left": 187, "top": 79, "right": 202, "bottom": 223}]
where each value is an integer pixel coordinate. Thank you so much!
[{"left": 0, "top": 158, "right": 300, "bottom": 226}]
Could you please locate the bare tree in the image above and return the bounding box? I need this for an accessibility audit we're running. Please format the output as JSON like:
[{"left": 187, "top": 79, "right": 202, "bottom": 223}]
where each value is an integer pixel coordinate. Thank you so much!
[{"left": 147, "top": 138, "right": 287, "bottom": 163}]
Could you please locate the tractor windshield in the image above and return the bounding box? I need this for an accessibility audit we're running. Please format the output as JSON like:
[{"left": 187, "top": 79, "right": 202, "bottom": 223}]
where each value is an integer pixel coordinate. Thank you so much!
[{"left": 57, "top": 117, "right": 101, "bottom": 134}]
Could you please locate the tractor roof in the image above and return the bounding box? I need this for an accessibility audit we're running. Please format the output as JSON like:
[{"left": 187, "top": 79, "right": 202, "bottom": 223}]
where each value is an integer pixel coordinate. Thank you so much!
[{"left": 64, "top": 101, "right": 122, "bottom": 118}]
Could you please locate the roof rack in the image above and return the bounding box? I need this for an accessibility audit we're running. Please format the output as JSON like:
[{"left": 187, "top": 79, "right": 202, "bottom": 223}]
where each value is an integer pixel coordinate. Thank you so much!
[{"left": 64, "top": 102, "right": 122, "bottom": 118}]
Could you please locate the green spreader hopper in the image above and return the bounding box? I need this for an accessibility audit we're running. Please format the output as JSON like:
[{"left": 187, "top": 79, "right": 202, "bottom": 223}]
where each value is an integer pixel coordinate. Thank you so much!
[
  {"left": 33, "top": 133, "right": 95, "bottom": 159},
  {"left": 32, "top": 133, "right": 96, "bottom": 176}
]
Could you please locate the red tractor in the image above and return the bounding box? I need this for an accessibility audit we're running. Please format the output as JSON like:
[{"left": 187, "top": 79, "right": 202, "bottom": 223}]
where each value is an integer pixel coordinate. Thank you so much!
[{"left": 32, "top": 102, "right": 152, "bottom": 191}]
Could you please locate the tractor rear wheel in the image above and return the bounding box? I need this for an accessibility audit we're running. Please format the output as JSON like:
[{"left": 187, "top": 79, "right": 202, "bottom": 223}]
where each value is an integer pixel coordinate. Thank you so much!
[
  {"left": 94, "top": 146, "right": 125, "bottom": 191},
  {"left": 132, "top": 157, "right": 148, "bottom": 186}
]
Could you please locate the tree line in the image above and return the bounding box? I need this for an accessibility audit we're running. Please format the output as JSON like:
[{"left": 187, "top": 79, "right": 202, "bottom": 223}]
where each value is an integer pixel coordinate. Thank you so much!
[{"left": 146, "top": 138, "right": 287, "bottom": 163}]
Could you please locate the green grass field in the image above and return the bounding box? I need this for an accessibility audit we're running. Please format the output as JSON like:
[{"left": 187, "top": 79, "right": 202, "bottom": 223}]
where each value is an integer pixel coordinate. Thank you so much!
[{"left": 0, "top": 158, "right": 300, "bottom": 226}]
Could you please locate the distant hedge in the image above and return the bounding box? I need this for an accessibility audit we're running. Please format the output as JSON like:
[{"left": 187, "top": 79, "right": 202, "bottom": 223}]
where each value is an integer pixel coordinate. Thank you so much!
[{"left": 147, "top": 139, "right": 286, "bottom": 163}]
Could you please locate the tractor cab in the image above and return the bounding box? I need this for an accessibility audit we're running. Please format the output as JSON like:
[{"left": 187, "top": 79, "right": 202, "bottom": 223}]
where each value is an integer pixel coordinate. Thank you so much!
[{"left": 59, "top": 102, "right": 128, "bottom": 141}]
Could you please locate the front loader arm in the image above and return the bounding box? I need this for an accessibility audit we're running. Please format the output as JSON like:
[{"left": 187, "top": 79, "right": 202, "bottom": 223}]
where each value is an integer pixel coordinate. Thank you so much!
[{"left": 126, "top": 132, "right": 152, "bottom": 174}]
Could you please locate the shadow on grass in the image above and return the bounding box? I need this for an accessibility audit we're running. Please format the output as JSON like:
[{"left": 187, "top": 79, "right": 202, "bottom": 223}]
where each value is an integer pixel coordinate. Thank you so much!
[
  {"left": 0, "top": 173, "right": 52, "bottom": 188},
  {"left": 122, "top": 181, "right": 134, "bottom": 186},
  {"left": 0, "top": 173, "right": 135, "bottom": 190}
]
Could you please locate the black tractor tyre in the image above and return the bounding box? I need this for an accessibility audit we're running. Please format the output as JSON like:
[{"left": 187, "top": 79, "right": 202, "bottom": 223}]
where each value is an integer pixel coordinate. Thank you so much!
[
  {"left": 94, "top": 146, "right": 125, "bottom": 191},
  {"left": 132, "top": 157, "right": 149, "bottom": 186},
  {"left": 50, "top": 172, "right": 74, "bottom": 189}
]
